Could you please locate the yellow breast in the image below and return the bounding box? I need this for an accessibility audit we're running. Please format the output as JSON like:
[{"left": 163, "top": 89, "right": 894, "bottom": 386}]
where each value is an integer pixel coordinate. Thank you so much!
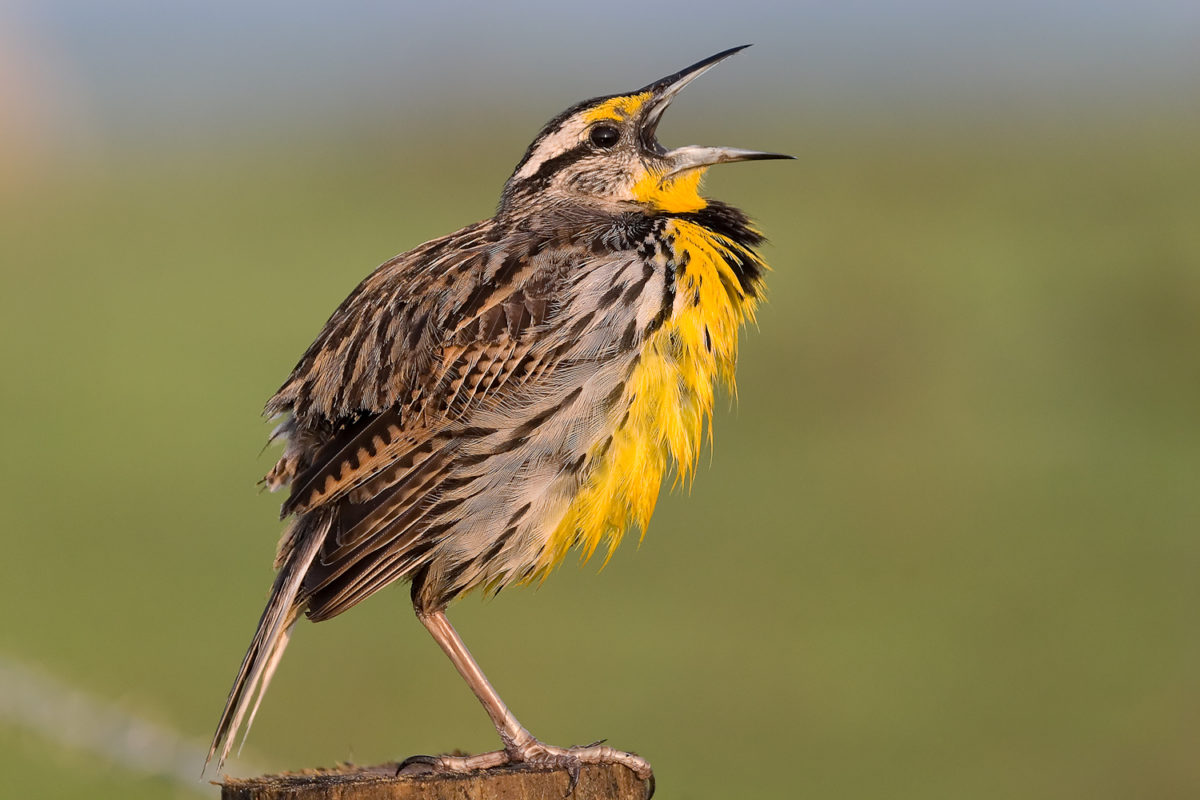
[{"left": 533, "top": 219, "right": 765, "bottom": 578}]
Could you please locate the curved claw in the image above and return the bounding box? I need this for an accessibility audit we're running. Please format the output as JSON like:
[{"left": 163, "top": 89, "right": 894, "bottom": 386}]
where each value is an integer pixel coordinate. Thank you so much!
[
  {"left": 564, "top": 758, "right": 582, "bottom": 798},
  {"left": 394, "top": 754, "right": 440, "bottom": 776}
]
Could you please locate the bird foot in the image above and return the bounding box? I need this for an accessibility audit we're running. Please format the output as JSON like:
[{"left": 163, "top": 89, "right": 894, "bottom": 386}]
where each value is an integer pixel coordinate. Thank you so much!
[{"left": 397, "top": 739, "right": 654, "bottom": 797}]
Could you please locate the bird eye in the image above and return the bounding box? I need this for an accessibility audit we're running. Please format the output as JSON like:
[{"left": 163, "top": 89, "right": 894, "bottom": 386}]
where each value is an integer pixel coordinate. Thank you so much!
[{"left": 589, "top": 125, "right": 620, "bottom": 149}]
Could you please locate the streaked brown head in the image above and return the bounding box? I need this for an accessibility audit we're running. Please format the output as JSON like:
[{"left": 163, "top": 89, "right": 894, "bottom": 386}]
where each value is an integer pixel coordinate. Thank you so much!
[{"left": 500, "top": 45, "right": 792, "bottom": 216}]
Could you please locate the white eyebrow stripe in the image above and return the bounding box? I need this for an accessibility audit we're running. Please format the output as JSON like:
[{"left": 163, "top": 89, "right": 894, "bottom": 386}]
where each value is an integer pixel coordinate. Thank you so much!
[{"left": 511, "top": 119, "right": 587, "bottom": 182}]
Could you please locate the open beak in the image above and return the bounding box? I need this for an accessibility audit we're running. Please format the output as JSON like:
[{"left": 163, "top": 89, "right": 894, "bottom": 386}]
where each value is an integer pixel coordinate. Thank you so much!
[{"left": 638, "top": 45, "right": 794, "bottom": 174}]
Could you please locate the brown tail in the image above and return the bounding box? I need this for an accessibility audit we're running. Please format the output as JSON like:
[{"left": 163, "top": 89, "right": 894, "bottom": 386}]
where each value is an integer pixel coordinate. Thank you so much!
[{"left": 204, "top": 511, "right": 332, "bottom": 775}]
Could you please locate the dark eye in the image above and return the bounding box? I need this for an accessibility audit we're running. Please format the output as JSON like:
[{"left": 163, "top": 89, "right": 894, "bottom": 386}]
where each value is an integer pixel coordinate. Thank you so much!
[{"left": 589, "top": 125, "right": 620, "bottom": 149}]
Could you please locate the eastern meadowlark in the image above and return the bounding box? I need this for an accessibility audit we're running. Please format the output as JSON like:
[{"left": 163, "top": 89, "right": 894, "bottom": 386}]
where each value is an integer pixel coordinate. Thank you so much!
[{"left": 208, "top": 45, "right": 790, "bottom": 787}]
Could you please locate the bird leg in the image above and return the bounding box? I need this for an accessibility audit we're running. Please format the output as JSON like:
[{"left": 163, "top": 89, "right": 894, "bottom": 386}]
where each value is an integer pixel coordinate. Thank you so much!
[{"left": 405, "top": 609, "right": 654, "bottom": 787}]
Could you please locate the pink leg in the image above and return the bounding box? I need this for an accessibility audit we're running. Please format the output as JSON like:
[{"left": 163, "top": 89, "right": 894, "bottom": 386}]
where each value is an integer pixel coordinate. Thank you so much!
[{"left": 410, "top": 609, "right": 653, "bottom": 784}]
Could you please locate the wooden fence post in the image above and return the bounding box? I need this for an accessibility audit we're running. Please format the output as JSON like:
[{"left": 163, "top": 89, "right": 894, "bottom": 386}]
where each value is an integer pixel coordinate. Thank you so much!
[{"left": 220, "top": 761, "right": 654, "bottom": 800}]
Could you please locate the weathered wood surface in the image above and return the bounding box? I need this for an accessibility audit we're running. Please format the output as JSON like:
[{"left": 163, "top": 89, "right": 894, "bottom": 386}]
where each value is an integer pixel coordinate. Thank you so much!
[{"left": 220, "top": 761, "right": 654, "bottom": 800}]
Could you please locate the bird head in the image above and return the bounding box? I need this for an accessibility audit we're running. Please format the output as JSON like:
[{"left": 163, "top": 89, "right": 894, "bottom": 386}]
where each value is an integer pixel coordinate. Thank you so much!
[{"left": 500, "top": 45, "right": 791, "bottom": 217}]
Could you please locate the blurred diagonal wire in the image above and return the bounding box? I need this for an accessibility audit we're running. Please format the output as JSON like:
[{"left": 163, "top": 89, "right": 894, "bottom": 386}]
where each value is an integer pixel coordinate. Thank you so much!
[{"left": 0, "top": 654, "right": 241, "bottom": 795}]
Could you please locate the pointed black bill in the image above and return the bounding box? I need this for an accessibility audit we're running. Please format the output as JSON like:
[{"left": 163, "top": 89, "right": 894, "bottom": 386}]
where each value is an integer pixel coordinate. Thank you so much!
[
  {"left": 638, "top": 44, "right": 754, "bottom": 97},
  {"left": 636, "top": 46, "right": 795, "bottom": 171},
  {"left": 639, "top": 46, "right": 753, "bottom": 145}
]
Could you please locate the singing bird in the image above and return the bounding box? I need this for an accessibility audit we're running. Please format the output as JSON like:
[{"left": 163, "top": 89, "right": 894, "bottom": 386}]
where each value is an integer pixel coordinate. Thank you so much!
[{"left": 208, "top": 45, "right": 790, "bottom": 784}]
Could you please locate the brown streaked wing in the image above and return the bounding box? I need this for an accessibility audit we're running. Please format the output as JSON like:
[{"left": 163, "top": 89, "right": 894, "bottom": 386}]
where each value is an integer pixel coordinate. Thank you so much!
[
  {"left": 265, "top": 220, "right": 498, "bottom": 425},
  {"left": 271, "top": 241, "right": 586, "bottom": 618},
  {"left": 292, "top": 324, "right": 559, "bottom": 616},
  {"left": 278, "top": 268, "right": 559, "bottom": 518},
  {"left": 281, "top": 408, "right": 431, "bottom": 516}
]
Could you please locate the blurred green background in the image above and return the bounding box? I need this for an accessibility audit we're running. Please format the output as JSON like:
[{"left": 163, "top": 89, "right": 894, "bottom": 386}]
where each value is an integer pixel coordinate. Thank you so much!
[{"left": 2, "top": 3, "right": 1198, "bottom": 799}]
